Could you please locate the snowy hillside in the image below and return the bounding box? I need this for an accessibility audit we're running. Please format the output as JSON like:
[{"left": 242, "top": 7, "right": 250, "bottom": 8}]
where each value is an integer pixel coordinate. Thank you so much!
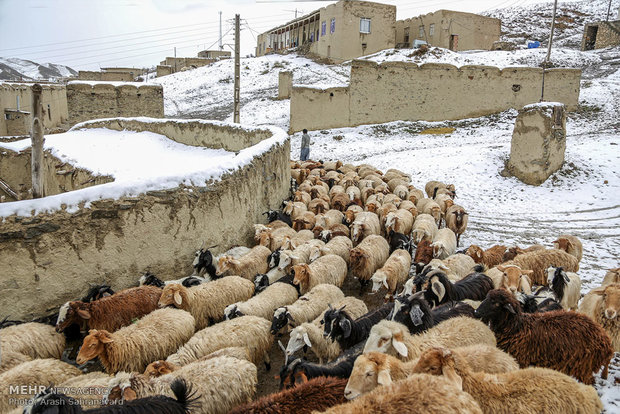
[{"left": 0, "top": 57, "right": 77, "bottom": 81}]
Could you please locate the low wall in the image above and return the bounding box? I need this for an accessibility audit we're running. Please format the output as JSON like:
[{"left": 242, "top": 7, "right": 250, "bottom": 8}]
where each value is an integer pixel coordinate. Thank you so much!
[
  {"left": 290, "top": 86, "right": 350, "bottom": 133},
  {"left": 66, "top": 82, "right": 164, "bottom": 126},
  {"left": 156, "top": 65, "right": 173, "bottom": 77},
  {"left": 0, "top": 82, "right": 68, "bottom": 136},
  {"left": 289, "top": 60, "right": 581, "bottom": 132},
  {"left": 0, "top": 121, "right": 290, "bottom": 320},
  {"left": 278, "top": 71, "right": 293, "bottom": 99}
]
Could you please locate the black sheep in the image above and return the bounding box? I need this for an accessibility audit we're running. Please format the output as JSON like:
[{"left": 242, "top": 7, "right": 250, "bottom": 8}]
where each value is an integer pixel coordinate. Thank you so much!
[
  {"left": 387, "top": 230, "right": 412, "bottom": 254},
  {"left": 264, "top": 210, "right": 293, "bottom": 227},
  {"left": 139, "top": 271, "right": 165, "bottom": 288},
  {"left": 80, "top": 285, "right": 115, "bottom": 302},
  {"left": 193, "top": 248, "right": 216, "bottom": 278},
  {"left": 517, "top": 293, "right": 563, "bottom": 313},
  {"left": 254, "top": 272, "right": 298, "bottom": 295},
  {"left": 425, "top": 271, "right": 494, "bottom": 307},
  {"left": 321, "top": 302, "right": 392, "bottom": 350},
  {"left": 268, "top": 249, "right": 281, "bottom": 269}
]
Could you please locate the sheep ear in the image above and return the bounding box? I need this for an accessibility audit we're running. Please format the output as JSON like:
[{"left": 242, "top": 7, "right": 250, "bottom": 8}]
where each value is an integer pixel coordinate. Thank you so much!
[
  {"left": 431, "top": 281, "right": 445, "bottom": 302},
  {"left": 409, "top": 304, "right": 424, "bottom": 327},
  {"left": 302, "top": 332, "right": 312, "bottom": 348},
  {"left": 340, "top": 318, "right": 352, "bottom": 338},
  {"left": 504, "top": 303, "right": 516, "bottom": 314},
  {"left": 441, "top": 365, "right": 463, "bottom": 391},
  {"left": 173, "top": 291, "right": 182, "bottom": 306},
  {"left": 562, "top": 272, "right": 570, "bottom": 284},
  {"left": 392, "top": 338, "right": 408, "bottom": 357},
  {"left": 77, "top": 308, "right": 91, "bottom": 320},
  {"left": 98, "top": 331, "right": 114, "bottom": 343},
  {"left": 383, "top": 278, "right": 389, "bottom": 289},
  {"left": 122, "top": 387, "right": 137, "bottom": 401},
  {"left": 377, "top": 370, "right": 392, "bottom": 386},
  {"left": 497, "top": 265, "right": 506, "bottom": 271}
]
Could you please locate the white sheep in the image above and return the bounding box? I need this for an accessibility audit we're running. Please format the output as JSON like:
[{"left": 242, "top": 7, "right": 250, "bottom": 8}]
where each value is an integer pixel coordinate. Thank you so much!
[
  {"left": 553, "top": 235, "right": 583, "bottom": 263},
  {"left": 371, "top": 249, "right": 411, "bottom": 295},
  {"left": 0, "top": 322, "right": 65, "bottom": 360},
  {"left": 257, "top": 226, "right": 296, "bottom": 251},
  {"left": 602, "top": 268, "right": 620, "bottom": 286},
  {"left": 315, "top": 209, "right": 345, "bottom": 229},
  {"left": 397, "top": 200, "right": 418, "bottom": 218},
  {"left": 363, "top": 317, "right": 496, "bottom": 361},
  {"left": 411, "top": 213, "right": 438, "bottom": 244},
  {"left": 0, "top": 350, "right": 32, "bottom": 374},
  {"left": 278, "top": 240, "right": 325, "bottom": 271},
  {"left": 579, "top": 283, "right": 620, "bottom": 351},
  {"left": 385, "top": 209, "right": 414, "bottom": 235},
  {"left": 166, "top": 315, "right": 273, "bottom": 367},
  {"left": 158, "top": 276, "right": 254, "bottom": 329},
  {"left": 280, "top": 229, "right": 315, "bottom": 250},
  {"left": 286, "top": 296, "right": 367, "bottom": 363},
  {"left": 431, "top": 228, "right": 457, "bottom": 259},
  {"left": 271, "top": 284, "right": 345, "bottom": 335},
  {"left": 350, "top": 234, "right": 390, "bottom": 282},
  {"left": 318, "top": 235, "right": 353, "bottom": 264},
  {"left": 283, "top": 200, "right": 308, "bottom": 221},
  {"left": 75, "top": 308, "right": 195, "bottom": 374},
  {"left": 292, "top": 254, "right": 347, "bottom": 294},
  {"left": 56, "top": 372, "right": 114, "bottom": 408},
  {"left": 216, "top": 245, "right": 271, "bottom": 279},
  {"left": 424, "top": 254, "right": 476, "bottom": 281},
  {"left": 393, "top": 184, "right": 410, "bottom": 200},
  {"left": 417, "top": 199, "right": 441, "bottom": 225},
  {"left": 350, "top": 211, "right": 381, "bottom": 245},
  {"left": 534, "top": 266, "right": 581, "bottom": 310},
  {"left": 225, "top": 282, "right": 299, "bottom": 320}
]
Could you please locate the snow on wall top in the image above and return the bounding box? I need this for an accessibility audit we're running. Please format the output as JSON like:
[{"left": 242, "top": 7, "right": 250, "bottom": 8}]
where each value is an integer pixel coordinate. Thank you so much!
[
  {"left": 67, "top": 80, "right": 149, "bottom": 87},
  {"left": 0, "top": 120, "right": 288, "bottom": 218}
]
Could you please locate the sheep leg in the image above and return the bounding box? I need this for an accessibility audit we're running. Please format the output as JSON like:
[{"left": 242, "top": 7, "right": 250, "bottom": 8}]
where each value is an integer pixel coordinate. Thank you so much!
[
  {"left": 264, "top": 352, "right": 271, "bottom": 371},
  {"left": 602, "top": 363, "right": 609, "bottom": 380},
  {"left": 456, "top": 233, "right": 461, "bottom": 247}
]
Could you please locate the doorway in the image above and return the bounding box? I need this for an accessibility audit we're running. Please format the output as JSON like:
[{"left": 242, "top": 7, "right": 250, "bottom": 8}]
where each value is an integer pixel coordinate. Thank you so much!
[{"left": 449, "top": 34, "right": 459, "bottom": 51}]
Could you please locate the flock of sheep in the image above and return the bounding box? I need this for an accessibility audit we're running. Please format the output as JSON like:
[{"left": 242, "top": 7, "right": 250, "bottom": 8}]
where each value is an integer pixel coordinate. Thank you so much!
[{"left": 0, "top": 159, "right": 619, "bottom": 413}]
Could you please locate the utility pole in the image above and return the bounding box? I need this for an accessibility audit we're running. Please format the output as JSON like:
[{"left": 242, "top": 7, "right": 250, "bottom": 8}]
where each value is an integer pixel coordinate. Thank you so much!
[
  {"left": 541, "top": 0, "right": 558, "bottom": 102},
  {"left": 174, "top": 47, "right": 177, "bottom": 73},
  {"left": 31, "top": 84, "right": 45, "bottom": 199},
  {"left": 219, "top": 11, "right": 224, "bottom": 50},
  {"left": 605, "top": 0, "right": 612, "bottom": 21},
  {"left": 234, "top": 14, "right": 240, "bottom": 123}
]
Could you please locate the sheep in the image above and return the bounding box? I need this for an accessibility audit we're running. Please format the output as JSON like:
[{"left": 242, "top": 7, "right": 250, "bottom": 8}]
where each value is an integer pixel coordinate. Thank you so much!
[
  {"left": 346, "top": 346, "right": 519, "bottom": 398},
  {"left": 323, "top": 160, "right": 343, "bottom": 171},
  {"left": 317, "top": 224, "right": 349, "bottom": 243},
  {"left": 363, "top": 316, "right": 496, "bottom": 361},
  {"left": 425, "top": 271, "right": 494, "bottom": 308},
  {"left": 516, "top": 293, "right": 563, "bottom": 313},
  {"left": 349, "top": 235, "right": 390, "bottom": 287},
  {"left": 293, "top": 211, "right": 317, "bottom": 231},
  {"left": 310, "top": 184, "right": 329, "bottom": 200},
  {"left": 376, "top": 203, "right": 397, "bottom": 232},
  {"left": 254, "top": 269, "right": 294, "bottom": 294},
  {"left": 388, "top": 294, "right": 475, "bottom": 333},
  {"left": 0, "top": 359, "right": 82, "bottom": 413},
  {"left": 486, "top": 265, "right": 532, "bottom": 295},
  {"left": 370, "top": 249, "right": 411, "bottom": 296},
  {"left": 420, "top": 254, "right": 477, "bottom": 283},
  {"left": 474, "top": 288, "right": 613, "bottom": 384},
  {"left": 383, "top": 169, "right": 410, "bottom": 183},
  {"left": 444, "top": 204, "right": 468, "bottom": 246},
  {"left": 384, "top": 209, "right": 414, "bottom": 235},
  {"left": 387, "top": 178, "right": 408, "bottom": 193},
  {"left": 308, "top": 198, "right": 330, "bottom": 215},
  {"left": 413, "top": 239, "right": 433, "bottom": 273},
  {"left": 602, "top": 267, "right": 620, "bottom": 285},
  {"left": 553, "top": 234, "right": 583, "bottom": 263},
  {"left": 386, "top": 230, "right": 412, "bottom": 255},
  {"left": 225, "top": 282, "right": 299, "bottom": 321},
  {"left": 466, "top": 245, "right": 506, "bottom": 269},
  {"left": 322, "top": 302, "right": 393, "bottom": 351},
  {"left": 330, "top": 192, "right": 351, "bottom": 212},
  {"left": 350, "top": 212, "right": 381, "bottom": 245},
  {"left": 411, "top": 214, "right": 438, "bottom": 244},
  {"left": 1, "top": 322, "right": 65, "bottom": 360},
  {"left": 433, "top": 193, "right": 454, "bottom": 215},
  {"left": 294, "top": 190, "right": 312, "bottom": 205},
  {"left": 392, "top": 184, "right": 409, "bottom": 200},
  {"left": 501, "top": 244, "right": 545, "bottom": 262},
  {"left": 292, "top": 168, "right": 310, "bottom": 184},
  {"left": 315, "top": 210, "right": 345, "bottom": 229},
  {"left": 382, "top": 194, "right": 401, "bottom": 207},
  {"left": 431, "top": 228, "right": 457, "bottom": 259},
  {"left": 216, "top": 245, "right": 271, "bottom": 279},
  {"left": 407, "top": 188, "right": 425, "bottom": 204},
  {"left": 318, "top": 372, "right": 482, "bottom": 414},
  {"left": 76, "top": 308, "right": 195, "bottom": 374},
  {"left": 578, "top": 283, "right": 620, "bottom": 352},
  {"left": 363, "top": 194, "right": 381, "bottom": 213},
  {"left": 145, "top": 347, "right": 251, "bottom": 377},
  {"left": 292, "top": 254, "right": 347, "bottom": 294},
  {"left": 360, "top": 187, "right": 376, "bottom": 205},
  {"left": 166, "top": 315, "right": 272, "bottom": 367},
  {"left": 281, "top": 229, "right": 315, "bottom": 251},
  {"left": 286, "top": 297, "right": 368, "bottom": 363},
  {"left": 0, "top": 349, "right": 32, "bottom": 374},
  {"left": 283, "top": 201, "right": 308, "bottom": 221},
  {"left": 158, "top": 276, "right": 254, "bottom": 329},
  {"left": 55, "top": 286, "right": 162, "bottom": 334},
  {"left": 533, "top": 266, "right": 581, "bottom": 310},
  {"left": 417, "top": 198, "right": 441, "bottom": 225},
  {"left": 424, "top": 181, "right": 455, "bottom": 198},
  {"left": 345, "top": 186, "right": 362, "bottom": 206},
  {"left": 107, "top": 356, "right": 254, "bottom": 414},
  {"left": 412, "top": 347, "right": 603, "bottom": 414},
  {"left": 503, "top": 248, "right": 579, "bottom": 286},
  {"left": 270, "top": 284, "right": 345, "bottom": 335},
  {"left": 54, "top": 371, "right": 115, "bottom": 409},
  {"left": 278, "top": 240, "right": 325, "bottom": 272},
  {"left": 319, "top": 236, "right": 353, "bottom": 264},
  {"left": 80, "top": 284, "right": 115, "bottom": 302},
  {"left": 397, "top": 200, "right": 417, "bottom": 218},
  {"left": 230, "top": 376, "right": 347, "bottom": 414}
]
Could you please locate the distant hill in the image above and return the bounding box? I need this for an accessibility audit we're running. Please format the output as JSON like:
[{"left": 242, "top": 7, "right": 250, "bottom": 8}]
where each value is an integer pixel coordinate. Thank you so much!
[{"left": 0, "top": 57, "right": 77, "bottom": 81}]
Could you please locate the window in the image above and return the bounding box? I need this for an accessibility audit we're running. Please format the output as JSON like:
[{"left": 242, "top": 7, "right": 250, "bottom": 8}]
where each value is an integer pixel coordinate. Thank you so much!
[
  {"left": 419, "top": 25, "right": 425, "bottom": 38},
  {"left": 360, "top": 18, "right": 371, "bottom": 34},
  {"left": 321, "top": 21, "right": 326, "bottom": 36},
  {"left": 330, "top": 18, "right": 336, "bottom": 34},
  {"left": 429, "top": 24, "right": 435, "bottom": 36}
]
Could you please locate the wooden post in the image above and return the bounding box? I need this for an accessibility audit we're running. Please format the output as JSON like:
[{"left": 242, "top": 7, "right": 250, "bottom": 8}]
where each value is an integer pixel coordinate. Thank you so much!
[
  {"left": 31, "top": 83, "right": 45, "bottom": 199},
  {"left": 234, "top": 14, "right": 241, "bottom": 123}
]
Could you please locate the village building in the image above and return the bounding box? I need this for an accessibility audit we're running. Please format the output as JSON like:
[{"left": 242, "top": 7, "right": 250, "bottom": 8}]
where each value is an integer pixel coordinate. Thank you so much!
[
  {"left": 198, "top": 49, "right": 231, "bottom": 59},
  {"left": 256, "top": 0, "right": 396, "bottom": 63},
  {"left": 78, "top": 67, "right": 144, "bottom": 82},
  {"left": 395, "top": 10, "right": 501, "bottom": 51},
  {"left": 581, "top": 19, "right": 620, "bottom": 51}
]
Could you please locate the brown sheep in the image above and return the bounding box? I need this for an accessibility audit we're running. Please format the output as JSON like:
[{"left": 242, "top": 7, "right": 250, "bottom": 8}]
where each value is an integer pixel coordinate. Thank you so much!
[
  {"left": 216, "top": 245, "right": 271, "bottom": 279},
  {"left": 466, "top": 245, "right": 506, "bottom": 268},
  {"left": 444, "top": 204, "right": 468, "bottom": 246},
  {"left": 308, "top": 198, "right": 330, "bottom": 215},
  {"left": 292, "top": 254, "right": 348, "bottom": 294},
  {"left": 413, "top": 239, "right": 434, "bottom": 270},
  {"left": 602, "top": 267, "right": 620, "bottom": 285},
  {"left": 579, "top": 283, "right": 620, "bottom": 352},
  {"left": 330, "top": 192, "right": 351, "bottom": 212},
  {"left": 293, "top": 211, "right": 317, "bottom": 231},
  {"left": 501, "top": 244, "right": 545, "bottom": 262},
  {"left": 553, "top": 235, "right": 583, "bottom": 263},
  {"left": 503, "top": 249, "right": 579, "bottom": 286},
  {"left": 349, "top": 235, "right": 390, "bottom": 283}
]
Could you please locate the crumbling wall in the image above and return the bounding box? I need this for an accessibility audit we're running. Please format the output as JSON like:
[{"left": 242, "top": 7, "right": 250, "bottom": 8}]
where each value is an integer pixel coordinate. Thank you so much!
[{"left": 66, "top": 82, "right": 164, "bottom": 125}]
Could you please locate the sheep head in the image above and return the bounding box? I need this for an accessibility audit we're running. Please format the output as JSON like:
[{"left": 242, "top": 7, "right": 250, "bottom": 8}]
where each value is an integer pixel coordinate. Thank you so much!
[
  {"left": 344, "top": 209, "right": 357, "bottom": 225},
  {"left": 553, "top": 237, "right": 574, "bottom": 254},
  {"left": 466, "top": 245, "right": 484, "bottom": 263},
  {"left": 144, "top": 360, "right": 178, "bottom": 377},
  {"left": 594, "top": 283, "right": 620, "bottom": 320},
  {"left": 56, "top": 301, "right": 90, "bottom": 333},
  {"left": 475, "top": 289, "right": 520, "bottom": 328},
  {"left": 321, "top": 305, "right": 349, "bottom": 341},
  {"left": 371, "top": 271, "right": 388, "bottom": 292},
  {"left": 345, "top": 352, "right": 392, "bottom": 400},
  {"left": 76, "top": 329, "right": 113, "bottom": 364},
  {"left": 431, "top": 242, "right": 444, "bottom": 259},
  {"left": 363, "top": 321, "right": 408, "bottom": 358},
  {"left": 216, "top": 256, "right": 239, "bottom": 276},
  {"left": 349, "top": 249, "right": 369, "bottom": 275},
  {"left": 159, "top": 283, "right": 187, "bottom": 308},
  {"left": 498, "top": 265, "right": 533, "bottom": 295},
  {"left": 412, "top": 347, "right": 463, "bottom": 390},
  {"left": 292, "top": 264, "right": 310, "bottom": 288}
]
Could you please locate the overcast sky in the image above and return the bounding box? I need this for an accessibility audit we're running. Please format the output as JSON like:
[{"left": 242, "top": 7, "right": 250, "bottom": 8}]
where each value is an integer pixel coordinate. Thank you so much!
[{"left": 0, "top": 0, "right": 554, "bottom": 71}]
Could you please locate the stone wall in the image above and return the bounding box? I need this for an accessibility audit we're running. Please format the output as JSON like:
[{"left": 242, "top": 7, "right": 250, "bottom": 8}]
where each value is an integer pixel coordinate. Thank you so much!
[
  {"left": 581, "top": 21, "right": 620, "bottom": 50},
  {"left": 66, "top": 82, "right": 164, "bottom": 125},
  {"left": 0, "top": 121, "right": 290, "bottom": 320},
  {"left": 156, "top": 65, "right": 173, "bottom": 77},
  {"left": 78, "top": 68, "right": 143, "bottom": 82},
  {"left": 0, "top": 82, "right": 68, "bottom": 136},
  {"left": 278, "top": 71, "right": 293, "bottom": 99},
  {"left": 507, "top": 103, "right": 566, "bottom": 185},
  {"left": 289, "top": 60, "right": 581, "bottom": 132}
]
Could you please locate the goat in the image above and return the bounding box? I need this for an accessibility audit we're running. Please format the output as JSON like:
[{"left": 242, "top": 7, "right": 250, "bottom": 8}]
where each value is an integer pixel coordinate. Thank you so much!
[{"left": 425, "top": 271, "right": 494, "bottom": 308}]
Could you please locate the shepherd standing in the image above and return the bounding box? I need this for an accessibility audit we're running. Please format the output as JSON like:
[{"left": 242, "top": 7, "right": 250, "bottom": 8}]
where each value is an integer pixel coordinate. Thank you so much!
[{"left": 300, "top": 129, "right": 310, "bottom": 161}]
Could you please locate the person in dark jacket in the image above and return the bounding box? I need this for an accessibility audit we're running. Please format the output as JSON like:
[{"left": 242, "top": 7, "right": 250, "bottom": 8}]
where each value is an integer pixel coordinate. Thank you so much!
[{"left": 300, "top": 129, "right": 310, "bottom": 161}]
